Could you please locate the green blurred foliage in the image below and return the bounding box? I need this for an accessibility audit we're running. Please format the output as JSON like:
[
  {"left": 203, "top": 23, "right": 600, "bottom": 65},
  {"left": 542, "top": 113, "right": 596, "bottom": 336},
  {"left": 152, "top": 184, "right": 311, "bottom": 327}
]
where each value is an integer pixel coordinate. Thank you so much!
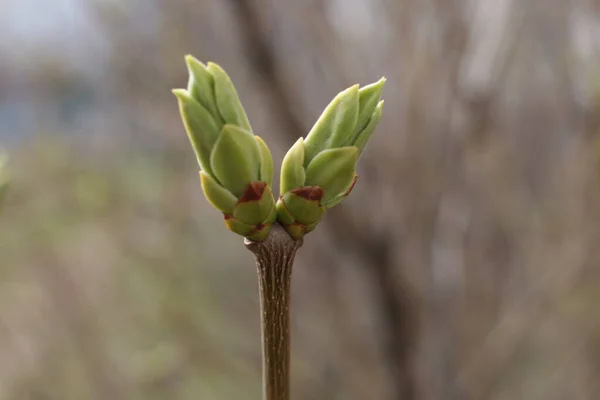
[{"left": 0, "top": 140, "right": 268, "bottom": 399}]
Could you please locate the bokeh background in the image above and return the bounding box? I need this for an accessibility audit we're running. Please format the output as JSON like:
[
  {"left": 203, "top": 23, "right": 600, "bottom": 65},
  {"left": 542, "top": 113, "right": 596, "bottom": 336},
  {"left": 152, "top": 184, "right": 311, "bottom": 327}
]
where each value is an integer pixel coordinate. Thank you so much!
[{"left": 2, "top": 0, "right": 600, "bottom": 399}]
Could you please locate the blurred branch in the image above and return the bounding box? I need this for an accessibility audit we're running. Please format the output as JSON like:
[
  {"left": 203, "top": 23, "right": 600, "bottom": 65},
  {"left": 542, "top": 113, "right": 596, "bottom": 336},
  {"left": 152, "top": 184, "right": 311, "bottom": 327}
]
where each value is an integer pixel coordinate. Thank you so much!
[
  {"left": 323, "top": 212, "right": 419, "bottom": 400},
  {"left": 226, "top": 0, "right": 307, "bottom": 142},
  {"left": 38, "top": 253, "right": 128, "bottom": 399}
]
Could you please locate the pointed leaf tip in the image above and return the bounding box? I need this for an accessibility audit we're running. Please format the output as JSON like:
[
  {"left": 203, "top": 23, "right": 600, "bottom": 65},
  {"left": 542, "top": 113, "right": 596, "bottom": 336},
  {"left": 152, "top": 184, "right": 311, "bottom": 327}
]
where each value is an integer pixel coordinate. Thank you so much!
[
  {"left": 172, "top": 88, "right": 188, "bottom": 96},
  {"left": 185, "top": 54, "right": 205, "bottom": 67},
  {"left": 185, "top": 56, "right": 220, "bottom": 118},
  {"left": 207, "top": 62, "right": 252, "bottom": 132},
  {"left": 353, "top": 78, "right": 386, "bottom": 144}
]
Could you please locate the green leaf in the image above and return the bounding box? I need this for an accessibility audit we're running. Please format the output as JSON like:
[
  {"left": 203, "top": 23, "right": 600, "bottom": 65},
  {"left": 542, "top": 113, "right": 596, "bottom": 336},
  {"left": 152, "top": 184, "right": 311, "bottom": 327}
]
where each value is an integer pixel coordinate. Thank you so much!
[
  {"left": 305, "top": 146, "right": 358, "bottom": 203},
  {"left": 353, "top": 77, "right": 386, "bottom": 143},
  {"left": 255, "top": 136, "right": 274, "bottom": 187},
  {"left": 210, "top": 124, "right": 260, "bottom": 197},
  {"left": 172, "top": 89, "right": 220, "bottom": 174},
  {"left": 279, "top": 137, "right": 306, "bottom": 194},
  {"left": 185, "top": 55, "right": 221, "bottom": 119},
  {"left": 303, "top": 84, "right": 359, "bottom": 165},
  {"left": 207, "top": 62, "right": 252, "bottom": 132},
  {"left": 199, "top": 171, "right": 238, "bottom": 214},
  {"left": 354, "top": 100, "right": 384, "bottom": 157},
  {"left": 328, "top": 84, "right": 360, "bottom": 149}
]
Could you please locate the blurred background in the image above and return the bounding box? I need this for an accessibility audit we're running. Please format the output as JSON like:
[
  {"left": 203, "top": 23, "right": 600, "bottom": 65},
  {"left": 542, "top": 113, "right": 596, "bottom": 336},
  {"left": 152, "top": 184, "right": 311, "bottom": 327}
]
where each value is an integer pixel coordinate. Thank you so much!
[{"left": 1, "top": 0, "right": 600, "bottom": 399}]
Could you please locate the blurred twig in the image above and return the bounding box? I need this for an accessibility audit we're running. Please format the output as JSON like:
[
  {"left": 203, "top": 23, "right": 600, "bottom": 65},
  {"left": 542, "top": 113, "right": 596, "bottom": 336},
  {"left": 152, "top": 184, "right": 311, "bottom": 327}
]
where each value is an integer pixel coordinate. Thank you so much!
[
  {"left": 37, "top": 252, "right": 128, "bottom": 400},
  {"left": 226, "top": 0, "right": 307, "bottom": 140}
]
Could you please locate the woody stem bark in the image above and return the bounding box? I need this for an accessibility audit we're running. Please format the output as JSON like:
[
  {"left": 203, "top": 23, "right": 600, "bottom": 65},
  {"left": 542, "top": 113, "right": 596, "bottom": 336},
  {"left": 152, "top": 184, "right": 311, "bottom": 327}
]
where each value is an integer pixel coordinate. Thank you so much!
[{"left": 245, "top": 223, "right": 303, "bottom": 400}]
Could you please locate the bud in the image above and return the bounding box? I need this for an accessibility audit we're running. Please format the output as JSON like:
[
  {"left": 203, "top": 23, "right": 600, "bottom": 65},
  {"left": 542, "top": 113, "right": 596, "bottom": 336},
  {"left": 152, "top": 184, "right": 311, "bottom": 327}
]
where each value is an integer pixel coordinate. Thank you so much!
[
  {"left": 277, "top": 78, "right": 386, "bottom": 240},
  {"left": 279, "top": 138, "right": 306, "bottom": 194},
  {"left": 255, "top": 136, "right": 274, "bottom": 187},
  {"left": 276, "top": 187, "right": 325, "bottom": 240},
  {"left": 174, "top": 56, "right": 276, "bottom": 241}
]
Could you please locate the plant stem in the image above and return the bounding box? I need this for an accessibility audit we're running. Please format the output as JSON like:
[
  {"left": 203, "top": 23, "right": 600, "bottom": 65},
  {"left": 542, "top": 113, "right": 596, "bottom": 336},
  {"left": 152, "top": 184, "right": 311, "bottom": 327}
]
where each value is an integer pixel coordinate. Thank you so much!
[{"left": 245, "top": 223, "right": 303, "bottom": 400}]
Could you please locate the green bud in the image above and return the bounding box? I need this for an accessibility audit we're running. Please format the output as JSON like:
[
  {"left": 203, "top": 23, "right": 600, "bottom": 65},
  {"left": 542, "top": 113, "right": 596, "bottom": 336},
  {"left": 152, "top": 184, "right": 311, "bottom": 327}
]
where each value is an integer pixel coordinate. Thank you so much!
[
  {"left": 276, "top": 186, "right": 325, "bottom": 240},
  {"left": 176, "top": 57, "right": 278, "bottom": 241},
  {"left": 185, "top": 55, "right": 220, "bottom": 119},
  {"left": 303, "top": 84, "right": 359, "bottom": 165},
  {"left": 207, "top": 62, "right": 252, "bottom": 132},
  {"left": 225, "top": 184, "right": 277, "bottom": 242},
  {"left": 224, "top": 209, "right": 275, "bottom": 241},
  {"left": 275, "top": 210, "right": 321, "bottom": 241},
  {"left": 305, "top": 146, "right": 358, "bottom": 204},
  {"left": 221, "top": 182, "right": 276, "bottom": 241},
  {"left": 173, "top": 89, "right": 220, "bottom": 174},
  {"left": 233, "top": 183, "right": 276, "bottom": 226},
  {"left": 210, "top": 124, "right": 261, "bottom": 197},
  {"left": 354, "top": 100, "right": 384, "bottom": 157},
  {"left": 280, "top": 137, "right": 306, "bottom": 194},
  {"left": 200, "top": 171, "right": 237, "bottom": 214},
  {"left": 280, "top": 189, "right": 325, "bottom": 226},
  {"left": 276, "top": 79, "right": 385, "bottom": 239},
  {"left": 354, "top": 77, "right": 386, "bottom": 143},
  {"left": 255, "top": 136, "right": 274, "bottom": 187}
]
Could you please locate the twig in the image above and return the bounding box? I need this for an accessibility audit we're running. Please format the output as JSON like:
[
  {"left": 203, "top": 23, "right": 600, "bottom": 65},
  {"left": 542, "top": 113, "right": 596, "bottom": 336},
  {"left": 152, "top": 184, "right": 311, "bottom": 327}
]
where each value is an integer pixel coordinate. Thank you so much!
[{"left": 245, "top": 223, "right": 303, "bottom": 400}]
